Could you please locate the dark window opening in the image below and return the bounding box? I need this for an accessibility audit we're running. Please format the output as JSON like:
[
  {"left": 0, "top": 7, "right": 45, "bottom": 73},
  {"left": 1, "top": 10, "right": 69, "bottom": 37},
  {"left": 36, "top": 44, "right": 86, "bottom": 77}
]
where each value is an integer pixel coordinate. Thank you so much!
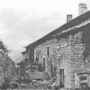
[
  {"left": 47, "top": 47, "right": 50, "bottom": 57},
  {"left": 35, "top": 56, "right": 39, "bottom": 64},
  {"left": 43, "top": 57, "right": 45, "bottom": 71},
  {"left": 60, "top": 69, "right": 64, "bottom": 88},
  {"left": 80, "top": 76, "right": 87, "bottom": 80}
]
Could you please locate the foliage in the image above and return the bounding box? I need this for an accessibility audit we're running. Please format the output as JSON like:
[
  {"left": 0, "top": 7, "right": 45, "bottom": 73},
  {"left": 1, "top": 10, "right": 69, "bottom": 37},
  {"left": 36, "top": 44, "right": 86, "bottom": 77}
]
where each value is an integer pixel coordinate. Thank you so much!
[
  {"left": 0, "top": 41, "right": 8, "bottom": 53},
  {"left": 0, "top": 40, "right": 17, "bottom": 89}
]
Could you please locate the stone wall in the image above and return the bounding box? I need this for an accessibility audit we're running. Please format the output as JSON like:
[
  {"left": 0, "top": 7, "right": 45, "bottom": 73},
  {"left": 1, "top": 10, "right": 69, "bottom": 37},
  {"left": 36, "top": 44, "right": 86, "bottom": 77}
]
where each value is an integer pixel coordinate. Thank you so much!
[
  {"left": 34, "top": 30, "right": 86, "bottom": 89},
  {"left": 58, "top": 31, "right": 85, "bottom": 88}
]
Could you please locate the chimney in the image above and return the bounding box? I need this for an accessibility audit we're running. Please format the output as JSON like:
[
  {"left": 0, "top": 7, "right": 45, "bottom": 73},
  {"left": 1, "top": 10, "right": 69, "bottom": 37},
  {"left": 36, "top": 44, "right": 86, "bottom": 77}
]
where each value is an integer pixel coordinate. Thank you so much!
[
  {"left": 79, "top": 3, "right": 88, "bottom": 15},
  {"left": 67, "top": 14, "right": 72, "bottom": 23}
]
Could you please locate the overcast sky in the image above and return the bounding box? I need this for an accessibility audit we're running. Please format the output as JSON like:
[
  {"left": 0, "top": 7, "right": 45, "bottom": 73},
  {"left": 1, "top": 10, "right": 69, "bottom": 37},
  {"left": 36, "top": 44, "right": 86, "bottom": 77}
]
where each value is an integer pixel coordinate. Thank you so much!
[{"left": 0, "top": 0, "right": 90, "bottom": 62}]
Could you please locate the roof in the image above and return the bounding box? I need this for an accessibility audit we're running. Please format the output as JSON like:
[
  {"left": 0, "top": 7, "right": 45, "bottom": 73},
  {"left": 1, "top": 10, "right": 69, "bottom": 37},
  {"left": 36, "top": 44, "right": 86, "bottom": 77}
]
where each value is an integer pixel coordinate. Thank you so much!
[{"left": 25, "top": 11, "right": 90, "bottom": 48}]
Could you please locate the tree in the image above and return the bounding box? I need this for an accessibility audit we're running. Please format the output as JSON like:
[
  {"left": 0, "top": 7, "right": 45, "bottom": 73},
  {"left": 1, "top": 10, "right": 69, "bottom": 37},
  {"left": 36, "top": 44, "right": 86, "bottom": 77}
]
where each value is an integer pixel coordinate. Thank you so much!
[
  {"left": 0, "top": 41, "right": 8, "bottom": 55},
  {"left": 0, "top": 40, "right": 16, "bottom": 89}
]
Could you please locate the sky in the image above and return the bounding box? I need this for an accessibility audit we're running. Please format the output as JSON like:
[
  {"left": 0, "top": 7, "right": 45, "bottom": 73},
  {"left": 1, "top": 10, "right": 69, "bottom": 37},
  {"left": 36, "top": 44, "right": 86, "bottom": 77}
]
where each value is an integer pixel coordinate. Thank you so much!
[{"left": 0, "top": 0, "right": 90, "bottom": 62}]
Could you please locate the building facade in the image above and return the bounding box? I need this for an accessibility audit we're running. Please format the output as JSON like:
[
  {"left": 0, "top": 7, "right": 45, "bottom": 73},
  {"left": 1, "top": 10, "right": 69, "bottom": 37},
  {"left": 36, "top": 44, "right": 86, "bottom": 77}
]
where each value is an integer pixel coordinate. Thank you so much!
[{"left": 25, "top": 5, "right": 90, "bottom": 89}]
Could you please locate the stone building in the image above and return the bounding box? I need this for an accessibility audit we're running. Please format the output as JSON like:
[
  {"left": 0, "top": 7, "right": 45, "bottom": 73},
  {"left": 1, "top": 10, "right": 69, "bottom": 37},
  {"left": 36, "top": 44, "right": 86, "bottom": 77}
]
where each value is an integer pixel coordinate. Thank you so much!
[{"left": 25, "top": 4, "right": 90, "bottom": 89}]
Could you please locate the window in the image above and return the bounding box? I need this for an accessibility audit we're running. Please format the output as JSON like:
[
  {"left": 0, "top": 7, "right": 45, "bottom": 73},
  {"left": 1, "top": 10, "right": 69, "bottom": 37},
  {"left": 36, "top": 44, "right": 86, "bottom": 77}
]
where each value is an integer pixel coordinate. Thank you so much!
[
  {"left": 60, "top": 69, "right": 64, "bottom": 88},
  {"left": 43, "top": 57, "right": 45, "bottom": 71},
  {"left": 47, "top": 47, "right": 50, "bottom": 57},
  {"left": 80, "top": 76, "right": 87, "bottom": 80},
  {"left": 35, "top": 56, "right": 39, "bottom": 64}
]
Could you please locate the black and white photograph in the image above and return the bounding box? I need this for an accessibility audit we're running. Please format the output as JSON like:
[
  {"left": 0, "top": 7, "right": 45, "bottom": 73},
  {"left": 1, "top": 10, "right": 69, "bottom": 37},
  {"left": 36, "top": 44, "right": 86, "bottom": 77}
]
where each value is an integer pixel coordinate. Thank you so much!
[{"left": 0, "top": 0, "right": 90, "bottom": 90}]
